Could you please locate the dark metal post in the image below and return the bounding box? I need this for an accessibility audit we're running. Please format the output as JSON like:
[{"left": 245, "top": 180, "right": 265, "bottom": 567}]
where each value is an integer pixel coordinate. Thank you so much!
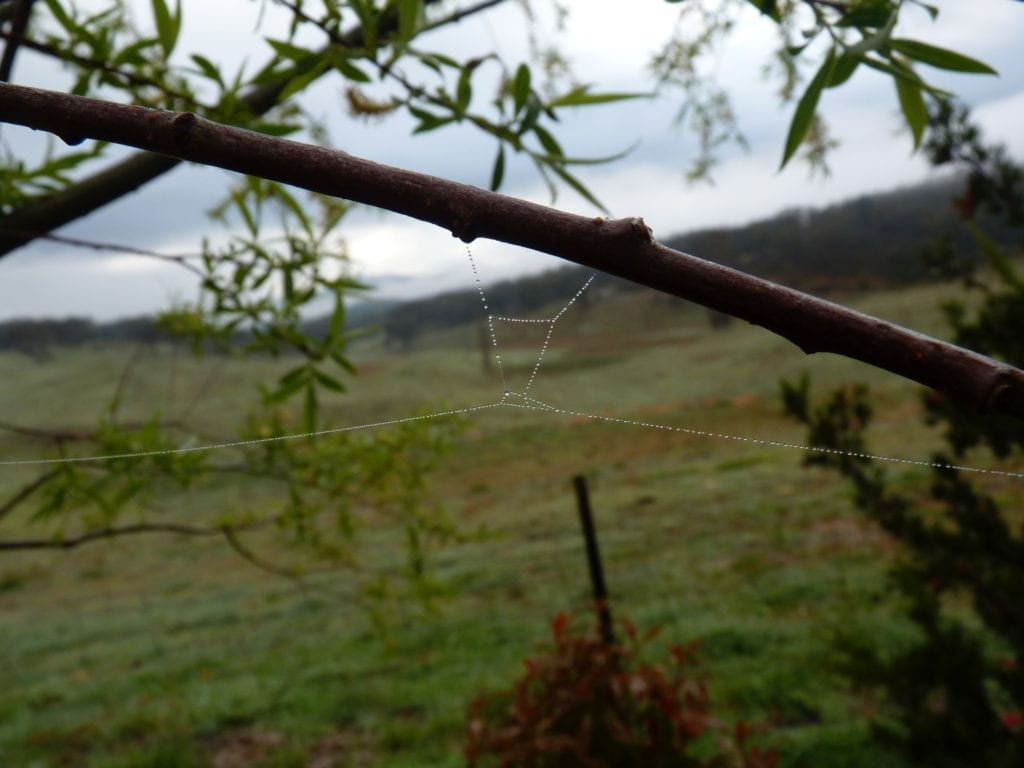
[{"left": 573, "top": 474, "right": 615, "bottom": 645}]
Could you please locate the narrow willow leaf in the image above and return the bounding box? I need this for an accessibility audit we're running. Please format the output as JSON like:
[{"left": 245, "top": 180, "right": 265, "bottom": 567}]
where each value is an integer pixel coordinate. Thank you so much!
[
  {"left": 43, "top": 0, "right": 77, "bottom": 35},
  {"left": 279, "top": 58, "right": 330, "bottom": 101},
  {"left": 489, "top": 144, "right": 505, "bottom": 191},
  {"left": 190, "top": 54, "right": 224, "bottom": 86},
  {"left": 745, "top": 0, "right": 781, "bottom": 21},
  {"left": 333, "top": 55, "right": 371, "bottom": 83},
  {"left": 303, "top": 381, "right": 318, "bottom": 431},
  {"left": 265, "top": 37, "right": 312, "bottom": 62},
  {"left": 894, "top": 73, "right": 927, "bottom": 149},
  {"left": 547, "top": 86, "right": 652, "bottom": 108},
  {"left": 890, "top": 38, "right": 997, "bottom": 74},
  {"left": 780, "top": 50, "right": 835, "bottom": 169},
  {"left": 861, "top": 55, "right": 952, "bottom": 98},
  {"left": 314, "top": 368, "right": 347, "bottom": 393},
  {"left": 397, "top": 0, "right": 422, "bottom": 43},
  {"left": 836, "top": 6, "right": 891, "bottom": 28},
  {"left": 550, "top": 164, "right": 608, "bottom": 214},
  {"left": 455, "top": 66, "right": 473, "bottom": 118},
  {"left": 827, "top": 54, "right": 859, "bottom": 88},
  {"left": 328, "top": 299, "right": 346, "bottom": 339},
  {"left": 151, "top": 0, "right": 179, "bottom": 57},
  {"left": 533, "top": 125, "right": 563, "bottom": 158},
  {"left": 512, "top": 64, "right": 531, "bottom": 115}
]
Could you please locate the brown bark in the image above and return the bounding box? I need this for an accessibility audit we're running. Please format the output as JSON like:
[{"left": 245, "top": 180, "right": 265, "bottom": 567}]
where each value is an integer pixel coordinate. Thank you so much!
[
  {"left": 0, "top": 0, "right": 503, "bottom": 256},
  {"left": 2, "top": 82, "right": 1023, "bottom": 419}
]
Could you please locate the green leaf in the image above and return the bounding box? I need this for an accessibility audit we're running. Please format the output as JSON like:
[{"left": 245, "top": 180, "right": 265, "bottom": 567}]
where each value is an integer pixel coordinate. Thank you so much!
[
  {"left": 190, "top": 54, "right": 224, "bottom": 86},
  {"left": 745, "top": 0, "right": 781, "bottom": 21},
  {"left": 314, "top": 368, "right": 347, "bottom": 393},
  {"left": 489, "top": 144, "right": 505, "bottom": 191},
  {"left": 409, "top": 107, "right": 454, "bottom": 134},
  {"left": 827, "top": 53, "right": 859, "bottom": 88},
  {"left": 532, "top": 125, "right": 563, "bottom": 159},
  {"left": 455, "top": 66, "right": 474, "bottom": 118},
  {"left": 268, "top": 365, "right": 309, "bottom": 403},
  {"left": 265, "top": 37, "right": 314, "bottom": 63},
  {"left": 780, "top": 50, "right": 835, "bottom": 169},
  {"left": 547, "top": 86, "right": 652, "bottom": 109},
  {"left": 549, "top": 163, "right": 607, "bottom": 214},
  {"left": 860, "top": 55, "right": 952, "bottom": 98},
  {"left": 113, "top": 38, "right": 159, "bottom": 68},
  {"left": 397, "top": 0, "right": 422, "bottom": 43},
  {"left": 894, "top": 73, "right": 927, "bottom": 149},
  {"left": 512, "top": 64, "right": 531, "bottom": 115},
  {"left": 889, "top": 39, "right": 997, "bottom": 74},
  {"left": 43, "top": 0, "right": 78, "bottom": 36},
  {"left": 332, "top": 56, "right": 371, "bottom": 83},
  {"left": 303, "top": 381, "right": 318, "bottom": 431},
  {"left": 151, "top": 0, "right": 181, "bottom": 58},
  {"left": 279, "top": 57, "right": 330, "bottom": 101},
  {"left": 328, "top": 299, "right": 346, "bottom": 339},
  {"left": 837, "top": 6, "right": 892, "bottom": 28}
]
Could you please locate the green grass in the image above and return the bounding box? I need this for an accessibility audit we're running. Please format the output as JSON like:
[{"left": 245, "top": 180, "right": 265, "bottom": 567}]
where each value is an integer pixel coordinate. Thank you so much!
[{"left": 0, "top": 279, "right": 1018, "bottom": 766}]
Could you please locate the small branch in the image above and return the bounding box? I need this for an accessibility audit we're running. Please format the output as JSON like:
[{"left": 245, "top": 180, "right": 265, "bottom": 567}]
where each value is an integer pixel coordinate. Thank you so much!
[
  {"left": 0, "top": 28, "right": 204, "bottom": 107},
  {"left": 0, "top": 468, "right": 58, "bottom": 522},
  {"left": 1, "top": 82, "right": 1022, "bottom": 419},
  {"left": 220, "top": 525, "right": 298, "bottom": 578},
  {"left": 0, "top": 418, "right": 184, "bottom": 442},
  {"left": 0, "top": 0, "right": 35, "bottom": 82},
  {"left": 0, "top": 521, "right": 226, "bottom": 550},
  {"left": 0, "top": 421, "right": 97, "bottom": 441}
]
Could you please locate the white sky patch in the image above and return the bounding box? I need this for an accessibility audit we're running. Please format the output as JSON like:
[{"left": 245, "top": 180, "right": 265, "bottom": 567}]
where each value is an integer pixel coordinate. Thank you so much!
[{"left": 2, "top": 0, "right": 1023, "bottom": 319}]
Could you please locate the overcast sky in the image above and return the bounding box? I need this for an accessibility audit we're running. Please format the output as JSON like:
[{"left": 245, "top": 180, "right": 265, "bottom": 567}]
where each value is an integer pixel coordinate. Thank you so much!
[{"left": 2, "top": 0, "right": 1023, "bottom": 320}]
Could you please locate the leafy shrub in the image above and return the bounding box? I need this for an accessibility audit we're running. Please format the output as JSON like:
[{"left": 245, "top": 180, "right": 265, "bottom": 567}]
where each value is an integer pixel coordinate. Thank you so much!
[{"left": 465, "top": 613, "right": 777, "bottom": 768}]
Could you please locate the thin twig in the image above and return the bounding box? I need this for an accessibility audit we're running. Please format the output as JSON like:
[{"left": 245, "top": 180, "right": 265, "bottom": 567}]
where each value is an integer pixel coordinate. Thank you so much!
[
  {"left": 220, "top": 525, "right": 298, "bottom": 578},
  {"left": 0, "top": 418, "right": 184, "bottom": 442},
  {"left": 0, "top": 521, "right": 227, "bottom": 550},
  {"left": 0, "top": 468, "right": 57, "bottom": 522},
  {"left": 0, "top": 28, "right": 206, "bottom": 108},
  {"left": 0, "top": 0, "right": 35, "bottom": 82}
]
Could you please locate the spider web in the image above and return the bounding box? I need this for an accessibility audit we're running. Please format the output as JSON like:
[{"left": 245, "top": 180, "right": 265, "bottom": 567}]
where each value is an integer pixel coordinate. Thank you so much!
[{"left": 0, "top": 243, "right": 1022, "bottom": 481}]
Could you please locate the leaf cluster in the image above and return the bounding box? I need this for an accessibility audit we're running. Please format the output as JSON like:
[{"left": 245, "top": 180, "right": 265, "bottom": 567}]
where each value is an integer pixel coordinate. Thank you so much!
[{"left": 465, "top": 612, "right": 778, "bottom": 768}]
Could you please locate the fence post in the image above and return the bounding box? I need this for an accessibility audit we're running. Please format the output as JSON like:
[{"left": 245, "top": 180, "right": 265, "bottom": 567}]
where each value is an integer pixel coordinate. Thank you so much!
[{"left": 573, "top": 474, "right": 615, "bottom": 645}]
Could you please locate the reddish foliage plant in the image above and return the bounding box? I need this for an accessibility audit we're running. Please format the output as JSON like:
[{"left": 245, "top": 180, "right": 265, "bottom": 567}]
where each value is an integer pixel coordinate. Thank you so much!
[{"left": 465, "top": 613, "right": 777, "bottom": 768}]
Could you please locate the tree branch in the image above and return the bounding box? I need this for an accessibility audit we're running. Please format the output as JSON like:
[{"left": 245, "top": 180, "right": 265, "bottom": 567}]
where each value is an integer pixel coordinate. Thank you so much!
[
  {"left": 0, "top": 0, "right": 504, "bottom": 258},
  {"left": 220, "top": 525, "right": 298, "bottom": 578},
  {"left": 3, "top": 83, "right": 1021, "bottom": 419},
  {"left": 0, "top": 0, "right": 35, "bottom": 82},
  {"left": 0, "top": 418, "right": 184, "bottom": 442},
  {"left": 0, "top": 468, "right": 57, "bottom": 522},
  {"left": 0, "top": 521, "right": 227, "bottom": 550}
]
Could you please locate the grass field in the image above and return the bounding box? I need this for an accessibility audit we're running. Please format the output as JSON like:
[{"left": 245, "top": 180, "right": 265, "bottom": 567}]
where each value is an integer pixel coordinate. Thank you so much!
[{"left": 1, "top": 277, "right": 1020, "bottom": 767}]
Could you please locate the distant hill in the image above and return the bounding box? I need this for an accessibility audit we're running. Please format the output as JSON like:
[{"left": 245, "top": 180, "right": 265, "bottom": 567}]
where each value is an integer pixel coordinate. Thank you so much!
[{"left": 662, "top": 175, "right": 985, "bottom": 291}]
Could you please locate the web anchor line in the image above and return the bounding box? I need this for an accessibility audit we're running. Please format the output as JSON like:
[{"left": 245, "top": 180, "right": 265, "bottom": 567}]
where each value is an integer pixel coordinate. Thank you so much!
[
  {"left": 503, "top": 392, "right": 1024, "bottom": 481},
  {"left": 0, "top": 403, "right": 503, "bottom": 467}
]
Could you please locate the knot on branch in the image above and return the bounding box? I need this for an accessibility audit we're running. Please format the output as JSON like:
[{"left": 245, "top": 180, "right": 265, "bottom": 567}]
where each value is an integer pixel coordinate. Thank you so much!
[
  {"left": 450, "top": 215, "right": 477, "bottom": 244},
  {"left": 984, "top": 366, "right": 1024, "bottom": 418},
  {"left": 629, "top": 217, "right": 653, "bottom": 243},
  {"left": 172, "top": 111, "right": 198, "bottom": 148}
]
